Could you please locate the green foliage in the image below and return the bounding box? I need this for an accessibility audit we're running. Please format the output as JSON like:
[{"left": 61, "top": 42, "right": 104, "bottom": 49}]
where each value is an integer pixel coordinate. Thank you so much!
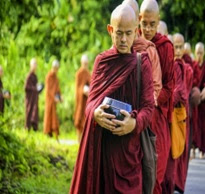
[{"left": 0, "top": 126, "right": 78, "bottom": 193}]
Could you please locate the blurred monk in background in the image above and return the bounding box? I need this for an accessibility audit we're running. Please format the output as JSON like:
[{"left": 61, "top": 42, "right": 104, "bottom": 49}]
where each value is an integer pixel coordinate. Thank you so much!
[
  {"left": 74, "top": 54, "right": 91, "bottom": 142},
  {"left": 25, "top": 58, "right": 39, "bottom": 131},
  {"left": 44, "top": 60, "right": 61, "bottom": 140}
]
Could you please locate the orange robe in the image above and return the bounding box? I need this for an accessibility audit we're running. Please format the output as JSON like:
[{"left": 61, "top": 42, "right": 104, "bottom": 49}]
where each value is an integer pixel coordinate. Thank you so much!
[
  {"left": 43, "top": 70, "right": 61, "bottom": 136},
  {"left": 133, "top": 37, "right": 162, "bottom": 105},
  {"left": 74, "top": 67, "right": 91, "bottom": 132}
]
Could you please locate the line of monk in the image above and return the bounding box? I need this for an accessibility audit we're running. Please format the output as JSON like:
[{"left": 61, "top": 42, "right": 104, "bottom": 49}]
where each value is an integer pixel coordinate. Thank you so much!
[{"left": 70, "top": 0, "right": 205, "bottom": 194}]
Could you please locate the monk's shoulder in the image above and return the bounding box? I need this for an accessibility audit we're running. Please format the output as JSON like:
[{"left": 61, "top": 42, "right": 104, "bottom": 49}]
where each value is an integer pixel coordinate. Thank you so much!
[{"left": 140, "top": 52, "right": 152, "bottom": 69}]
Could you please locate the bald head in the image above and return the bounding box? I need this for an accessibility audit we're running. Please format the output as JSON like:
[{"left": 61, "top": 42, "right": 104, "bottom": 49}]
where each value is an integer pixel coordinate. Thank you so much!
[
  {"left": 173, "top": 33, "right": 184, "bottom": 43},
  {"left": 122, "top": 0, "right": 139, "bottom": 18},
  {"left": 30, "top": 58, "right": 37, "bottom": 72},
  {"left": 81, "top": 54, "right": 89, "bottom": 68},
  {"left": 111, "top": 4, "right": 136, "bottom": 25},
  {"left": 173, "top": 33, "right": 184, "bottom": 59},
  {"left": 108, "top": 4, "right": 137, "bottom": 54},
  {"left": 195, "top": 42, "right": 204, "bottom": 65},
  {"left": 140, "top": 0, "right": 159, "bottom": 14},
  {"left": 157, "top": 20, "right": 168, "bottom": 35},
  {"left": 184, "top": 42, "right": 192, "bottom": 55}
]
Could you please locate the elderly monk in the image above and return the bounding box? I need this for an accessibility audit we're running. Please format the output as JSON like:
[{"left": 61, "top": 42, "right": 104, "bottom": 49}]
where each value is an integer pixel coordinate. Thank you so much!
[
  {"left": 157, "top": 20, "right": 168, "bottom": 36},
  {"left": 44, "top": 60, "right": 61, "bottom": 140},
  {"left": 69, "top": 4, "right": 154, "bottom": 194},
  {"left": 162, "top": 33, "right": 188, "bottom": 194},
  {"left": 123, "top": 0, "right": 162, "bottom": 106},
  {"left": 0, "top": 66, "right": 10, "bottom": 114},
  {"left": 74, "top": 54, "right": 91, "bottom": 142},
  {"left": 25, "top": 58, "right": 39, "bottom": 131},
  {"left": 139, "top": 1, "right": 175, "bottom": 193},
  {"left": 192, "top": 43, "right": 205, "bottom": 157}
]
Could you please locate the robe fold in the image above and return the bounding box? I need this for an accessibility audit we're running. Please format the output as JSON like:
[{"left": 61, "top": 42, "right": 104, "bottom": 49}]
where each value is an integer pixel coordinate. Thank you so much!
[
  {"left": 151, "top": 33, "right": 174, "bottom": 194},
  {"left": 25, "top": 72, "right": 39, "bottom": 130},
  {"left": 43, "top": 71, "right": 61, "bottom": 136},
  {"left": 198, "top": 63, "right": 205, "bottom": 152},
  {"left": 0, "top": 79, "right": 4, "bottom": 113},
  {"left": 133, "top": 37, "right": 162, "bottom": 106},
  {"left": 74, "top": 67, "right": 91, "bottom": 132},
  {"left": 69, "top": 47, "right": 154, "bottom": 194}
]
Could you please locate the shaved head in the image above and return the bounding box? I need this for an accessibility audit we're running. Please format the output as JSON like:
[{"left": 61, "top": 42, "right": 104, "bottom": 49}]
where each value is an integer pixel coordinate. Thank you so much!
[
  {"left": 81, "top": 54, "right": 89, "bottom": 68},
  {"left": 108, "top": 4, "right": 137, "bottom": 53},
  {"left": 139, "top": 0, "right": 160, "bottom": 40},
  {"left": 173, "top": 33, "right": 184, "bottom": 43},
  {"left": 30, "top": 58, "right": 37, "bottom": 72},
  {"left": 157, "top": 20, "right": 168, "bottom": 35},
  {"left": 52, "top": 59, "right": 60, "bottom": 68},
  {"left": 140, "top": 0, "right": 159, "bottom": 14},
  {"left": 184, "top": 42, "right": 191, "bottom": 55},
  {"left": 195, "top": 42, "right": 204, "bottom": 65},
  {"left": 173, "top": 33, "right": 184, "bottom": 59},
  {"left": 122, "top": 0, "right": 139, "bottom": 19},
  {"left": 111, "top": 4, "right": 136, "bottom": 25}
]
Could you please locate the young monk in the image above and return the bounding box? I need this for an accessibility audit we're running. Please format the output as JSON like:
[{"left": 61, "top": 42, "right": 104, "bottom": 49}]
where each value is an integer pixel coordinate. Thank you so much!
[
  {"left": 139, "top": 1, "right": 174, "bottom": 193},
  {"left": 0, "top": 65, "right": 10, "bottom": 114},
  {"left": 162, "top": 33, "right": 188, "bottom": 194},
  {"left": 157, "top": 20, "right": 168, "bottom": 36},
  {"left": 44, "top": 60, "right": 61, "bottom": 140},
  {"left": 69, "top": 4, "right": 154, "bottom": 194},
  {"left": 25, "top": 58, "right": 39, "bottom": 131},
  {"left": 74, "top": 54, "right": 91, "bottom": 142},
  {"left": 123, "top": 0, "right": 162, "bottom": 106}
]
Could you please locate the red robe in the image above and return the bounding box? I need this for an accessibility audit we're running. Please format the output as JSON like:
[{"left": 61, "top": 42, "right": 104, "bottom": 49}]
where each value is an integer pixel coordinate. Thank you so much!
[
  {"left": 151, "top": 33, "right": 175, "bottom": 194},
  {"left": 0, "top": 79, "right": 4, "bottom": 113},
  {"left": 192, "top": 61, "right": 204, "bottom": 148},
  {"left": 198, "top": 63, "right": 205, "bottom": 152},
  {"left": 25, "top": 72, "right": 39, "bottom": 130},
  {"left": 69, "top": 47, "right": 154, "bottom": 194}
]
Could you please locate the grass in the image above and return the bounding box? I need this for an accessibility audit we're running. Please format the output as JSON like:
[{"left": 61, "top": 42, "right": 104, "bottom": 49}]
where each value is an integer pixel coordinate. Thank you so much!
[{"left": 0, "top": 126, "right": 79, "bottom": 194}]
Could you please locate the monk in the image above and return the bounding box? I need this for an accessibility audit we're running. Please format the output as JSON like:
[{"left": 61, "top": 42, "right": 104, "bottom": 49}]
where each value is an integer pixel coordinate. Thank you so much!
[
  {"left": 139, "top": 1, "right": 175, "bottom": 193},
  {"left": 123, "top": 0, "right": 162, "bottom": 106},
  {"left": 157, "top": 20, "right": 168, "bottom": 36},
  {"left": 161, "top": 33, "right": 188, "bottom": 194},
  {"left": 74, "top": 54, "right": 91, "bottom": 142},
  {"left": 44, "top": 60, "right": 61, "bottom": 140},
  {"left": 192, "top": 42, "right": 205, "bottom": 157},
  {"left": 0, "top": 65, "right": 10, "bottom": 114},
  {"left": 195, "top": 42, "right": 205, "bottom": 158},
  {"left": 69, "top": 4, "right": 154, "bottom": 194},
  {"left": 25, "top": 58, "right": 39, "bottom": 131}
]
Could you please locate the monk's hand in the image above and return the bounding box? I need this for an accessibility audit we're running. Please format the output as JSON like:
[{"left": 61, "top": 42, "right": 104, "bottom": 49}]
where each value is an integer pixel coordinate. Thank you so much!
[
  {"left": 94, "top": 104, "right": 116, "bottom": 131},
  {"left": 201, "top": 87, "right": 205, "bottom": 101},
  {"left": 111, "top": 110, "right": 136, "bottom": 136}
]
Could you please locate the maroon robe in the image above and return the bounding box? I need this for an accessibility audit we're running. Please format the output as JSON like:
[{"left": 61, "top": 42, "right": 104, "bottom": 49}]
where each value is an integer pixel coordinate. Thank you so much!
[
  {"left": 25, "top": 72, "right": 39, "bottom": 130},
  {"left": 69, "top": 47, "right": 154, "bottom": 194},
  {"left": 198, "top": 63, "right": 205, "bottom": 152},
  {"left": 182, "top": 54, "right": 192, "bottom": 67},
  {"left": 192, "top": 61, "right": 204, "bottom": 148},
  {"left": 0, "top": 79, "right": 4, "bottom": 113},
  {"left": 151, "top": 33, "right": 174, "bottom": 194}
]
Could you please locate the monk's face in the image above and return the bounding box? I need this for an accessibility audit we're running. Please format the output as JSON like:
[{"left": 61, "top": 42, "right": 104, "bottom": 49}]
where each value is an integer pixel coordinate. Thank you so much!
[
  {"left": 173, "top": 37, "right": 184, "bottom": 59},
  {"left": 139, "top": 11, "right": 159, "bottom": 41},
  {"left": 108, "top": 18, "right": 137, "bottom": 54},
  {"left": 195, "top": 47, "right": 204, "bottom": 64}
]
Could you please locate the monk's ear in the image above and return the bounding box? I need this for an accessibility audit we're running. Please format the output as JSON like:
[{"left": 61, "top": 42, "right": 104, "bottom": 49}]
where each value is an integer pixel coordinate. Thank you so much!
[
  {"left": 107, "top": 24, "right": 113, "bottom": 35},
  {"left": 139, "top": 14, "right": 142, "bottom": 22}
]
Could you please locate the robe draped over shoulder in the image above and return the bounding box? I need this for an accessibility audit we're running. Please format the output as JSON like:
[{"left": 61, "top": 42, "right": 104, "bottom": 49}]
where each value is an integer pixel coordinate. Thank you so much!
[{"left": 69, "top": 47, "right": 154, "bottom": 194}]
